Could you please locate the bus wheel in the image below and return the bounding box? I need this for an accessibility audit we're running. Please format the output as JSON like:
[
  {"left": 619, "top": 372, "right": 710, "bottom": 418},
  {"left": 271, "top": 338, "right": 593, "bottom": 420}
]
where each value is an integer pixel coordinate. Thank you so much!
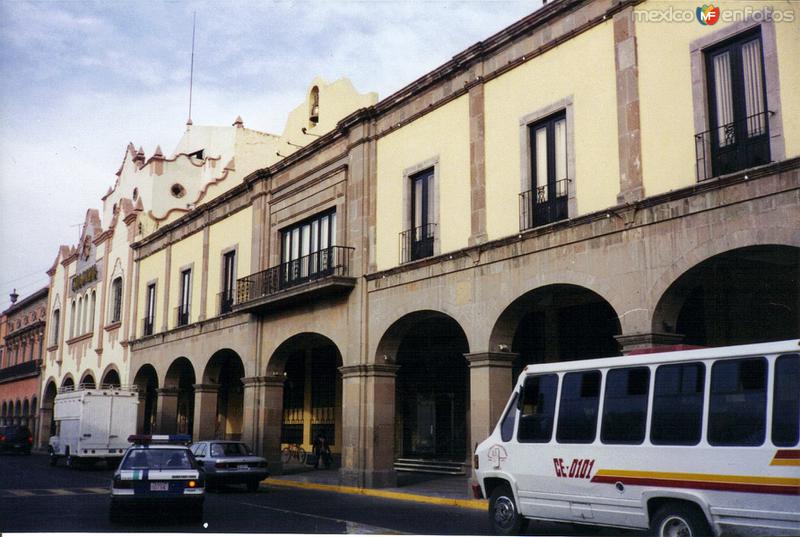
[
  {"left": 652, "top": 503, "right": 711, "bottom": 537},
  {"left": 488, "top": 484, "right": 524, "bottom": 535}
]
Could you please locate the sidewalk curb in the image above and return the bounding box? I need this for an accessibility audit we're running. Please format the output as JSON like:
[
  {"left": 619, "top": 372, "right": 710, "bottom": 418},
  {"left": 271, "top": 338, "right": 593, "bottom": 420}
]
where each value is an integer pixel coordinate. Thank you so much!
[{"left": 265, "top": 478, "right": 488, "bottom": 511}]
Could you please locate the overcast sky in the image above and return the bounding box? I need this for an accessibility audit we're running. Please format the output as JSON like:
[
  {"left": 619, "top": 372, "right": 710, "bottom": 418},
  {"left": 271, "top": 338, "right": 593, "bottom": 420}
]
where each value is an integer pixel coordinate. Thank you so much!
[{"left": 0, "top": 0, "right": 541, "bottom": 311}]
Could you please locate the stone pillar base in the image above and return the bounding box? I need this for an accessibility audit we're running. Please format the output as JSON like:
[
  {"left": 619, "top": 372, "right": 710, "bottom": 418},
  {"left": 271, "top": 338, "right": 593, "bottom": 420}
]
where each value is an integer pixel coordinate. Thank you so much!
[
  {"left": 339, "top": 468, "right": 397, "bottom": 489},
  {"left": 615, "top": 332, "right": 686, "bottom": 355}
]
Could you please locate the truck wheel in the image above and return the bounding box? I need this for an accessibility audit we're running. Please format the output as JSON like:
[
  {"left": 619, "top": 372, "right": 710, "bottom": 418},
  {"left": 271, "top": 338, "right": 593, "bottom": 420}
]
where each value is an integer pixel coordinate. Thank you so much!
[
  {"left": 488, "top": 484, "right": 525, "bottom": 535},
  {"left": 651, "top": 502, "right": 711, "bottom": 537}
]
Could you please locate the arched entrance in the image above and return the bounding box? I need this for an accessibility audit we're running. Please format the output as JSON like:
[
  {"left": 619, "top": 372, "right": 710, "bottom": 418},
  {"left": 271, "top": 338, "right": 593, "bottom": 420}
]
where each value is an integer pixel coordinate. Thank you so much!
[
  {"left": 164, "top": 358, "right": 195, "bottom": 435},
  {"left": 491, "top": 284, "right": 622, "bottom": 382},
  {"left": 133, "top": 365, "right": 158, "bottom": 434},
  {"left": 655, "top": 245, "right": 799, "bottom": 346},
  {"left": 80, "top": 372, "right": 96, "bottom": 389},
  {"left": 201, "top": 350, "right": 245, "bottom": 440},
  {"left": 39, "top": 381, "right": 58, "bottom": 445},
  {"left": 102, "top": 368, "right": 121, "bottom": 387},
  {"left": 268, "top": 333, "right": 343, "bottom": 458},
  {"left": 383, "top": 311, "right": 470, "bottom": 463}
]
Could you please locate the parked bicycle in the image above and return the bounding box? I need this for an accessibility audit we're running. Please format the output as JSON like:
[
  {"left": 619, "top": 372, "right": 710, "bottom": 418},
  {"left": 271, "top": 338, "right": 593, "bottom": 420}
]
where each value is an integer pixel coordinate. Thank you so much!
[{"left": 280, "top": 443, "right": 306, "bottom": 464}]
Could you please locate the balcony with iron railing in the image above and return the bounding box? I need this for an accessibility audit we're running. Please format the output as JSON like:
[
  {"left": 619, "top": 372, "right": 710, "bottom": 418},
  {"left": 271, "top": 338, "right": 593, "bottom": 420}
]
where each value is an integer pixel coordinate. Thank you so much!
[
  {"left": 141, "top": 317, "right": 154, "bottom": 337},
  {"left": 400, "top": 223, "right": 437, "bottom": 264},
  {"left": 0, "top": 359, "right": 41, "bottom": 382},
  {"left": 174, "top": 304, "right": 190, "bottom": 327},
  {"left": 695, "top": 110, "right": 773, "bottom": 182},
  {"left": 519, "top": 178, "right": 569, "bottom": 231},
  {"left": 217, "top": 290, "right": 235, "bottom": 315},
  {"left": 235, "top": 246, "right": 356, "bottom": 313}
]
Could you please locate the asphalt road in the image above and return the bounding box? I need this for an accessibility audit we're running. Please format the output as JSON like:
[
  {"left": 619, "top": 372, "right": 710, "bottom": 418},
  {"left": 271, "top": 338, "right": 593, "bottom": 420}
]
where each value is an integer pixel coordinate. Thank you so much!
[{"left": 0, "top": 453, "right": 642, "bottom": 534}]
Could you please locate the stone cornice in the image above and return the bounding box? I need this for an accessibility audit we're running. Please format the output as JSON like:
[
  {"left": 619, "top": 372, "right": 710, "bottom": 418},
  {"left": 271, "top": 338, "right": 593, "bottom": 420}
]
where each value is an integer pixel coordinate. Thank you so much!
[
  {"left": 339, "top": 364, "right": 400, "bottom": 379},
  {"left": 465, "top": 352, "right": 517, "bottom": 368}
]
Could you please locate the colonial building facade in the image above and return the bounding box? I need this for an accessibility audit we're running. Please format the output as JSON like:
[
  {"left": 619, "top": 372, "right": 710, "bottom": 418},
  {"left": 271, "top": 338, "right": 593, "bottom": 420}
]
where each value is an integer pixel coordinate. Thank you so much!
[
  {"left": 0, "top": 287, "right": 48, "bottom": 446},
  {"left": 123, "top": 0, "right": 800, "bottom": 490}
]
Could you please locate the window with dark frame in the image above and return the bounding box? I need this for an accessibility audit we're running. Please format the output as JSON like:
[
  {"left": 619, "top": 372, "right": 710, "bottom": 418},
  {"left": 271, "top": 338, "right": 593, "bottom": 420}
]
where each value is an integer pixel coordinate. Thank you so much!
[
  {"left": 651, "top": 362, "right": 705, "bottom": 446},
  {"left": 601, "top": 367, "right": 650, "bottom": 445},
  {"left": 522, "top": 111, "right": 568, "bottom": 230},
  {"left": 500, "top": 393, "right": 519, "bottom": 442},
  {"left": 407, "top": 167, "right": 435, "bottom": 262},
  {"left": 110, "top": 277, "right": 123, "bottom": 323},
  {"left": 178, "top": 269, "right": 191, "bottom": 326},
  {"left": 703, "top": 30, "right": 770, "bottom": 178},
  {"left": 517, "top": 374, "right": 558, "bottom": 443},
  {"left": 773, "top": 354, "right": 800, "bottom": 447},
  {"left": 221, "top": 251, "right": 236, "bottom": 314},
  {"left": 281, "top": 210, "right": 336, "bottom": 287},
  {"left": 556, "top": 370, "right": 601, "bottom": 444},
  {"left": 51, "top": 310, "right": 60, "bottom": 346},
  {"left": 144, "top": 283, "right": 156, "bottom": 336},
  {"left": 708, "top": 357, "right": 767, "bottom": 446}
]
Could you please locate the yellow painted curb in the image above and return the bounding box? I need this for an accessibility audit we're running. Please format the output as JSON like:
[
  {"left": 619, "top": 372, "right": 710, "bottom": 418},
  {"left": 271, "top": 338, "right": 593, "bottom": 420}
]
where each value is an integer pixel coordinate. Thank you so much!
[{"left": 265, "top": 478, "right": 488, "bottom": 511}]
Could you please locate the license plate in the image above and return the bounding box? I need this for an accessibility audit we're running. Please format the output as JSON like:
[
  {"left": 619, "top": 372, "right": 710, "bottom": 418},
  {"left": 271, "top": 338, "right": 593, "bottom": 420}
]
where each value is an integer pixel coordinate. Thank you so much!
[
  {"left": 150, "top": 482, "right": 169, "bottom": 491},
  {"left": 237, "top": 464, "right": 249, "bottom": 470}
]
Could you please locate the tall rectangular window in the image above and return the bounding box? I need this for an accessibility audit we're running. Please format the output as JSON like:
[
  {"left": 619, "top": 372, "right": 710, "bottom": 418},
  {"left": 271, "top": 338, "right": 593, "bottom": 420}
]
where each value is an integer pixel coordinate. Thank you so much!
[
  {"left": 651, "top": 362, "right": 705, "bottom": 446},
  {"left": 281, "top": 210, "right": 336, "bottom": 287},
  {"left": 178, "top": 269, "right": 191, "bottom": 326},
  {"left": 406, "top": 168, "right": 435, "bottom": 262},
  {"left": 556, "top": 370, "right": 601, "bottom": 444},
  {"left": 523, "top": 111, "right": 568, "bottom": 229},
  {"left": 50, "top": 309, "right": 60, "bottom": 347},
  {"left": 110, "top": 278, "right": 123, "bottom": 323},
  {"left": 708, "top": 357, "right": 767, "bottom": 446},
  {"left": 220, "top": 251, "right": 236, "bottom": 314},
  {"left": 705, "top": 30, "right": 770, "bottom": 176},
  {"left": 144, "top": 283, "right": 156, "bottom": 336}
]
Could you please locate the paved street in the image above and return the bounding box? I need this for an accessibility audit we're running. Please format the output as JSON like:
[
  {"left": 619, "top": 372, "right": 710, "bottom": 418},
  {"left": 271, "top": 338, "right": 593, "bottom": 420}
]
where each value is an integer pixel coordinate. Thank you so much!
[{"left": 0, "top": 453, "right": 642, "bottom": 534}]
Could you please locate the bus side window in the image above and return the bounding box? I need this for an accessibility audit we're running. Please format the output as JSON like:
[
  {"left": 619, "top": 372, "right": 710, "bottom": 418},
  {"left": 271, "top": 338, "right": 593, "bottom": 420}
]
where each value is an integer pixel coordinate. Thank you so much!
[
  {"left": 773, "top": 354, "right": 799, "bottom": 447},
  {"left": 500, "top": 393, "right": 519, "bottom": 442},
  {"left": 601, "top": 367, "right": 650, "bottom": 445},
  {"left": 556, "top": 370, "right": 601, "bottom": 444},
  {"left": 517, "top": 374, "right": 558, "bottom": 443},
  {"left": 651, "top": 362, "right": 705, "bottom": 445},
  {"left": 709, "top": 357, "right": 767, "bottom": 446}
]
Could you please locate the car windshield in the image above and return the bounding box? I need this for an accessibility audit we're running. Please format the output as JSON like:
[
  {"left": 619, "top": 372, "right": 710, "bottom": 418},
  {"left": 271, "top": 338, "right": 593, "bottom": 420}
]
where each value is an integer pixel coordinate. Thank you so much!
[
  {"left": 210, "top": 443, "right": 251, "bottom": 457},
  {"left": 121, "top": 448, "right": 193, "bottom": 470}
]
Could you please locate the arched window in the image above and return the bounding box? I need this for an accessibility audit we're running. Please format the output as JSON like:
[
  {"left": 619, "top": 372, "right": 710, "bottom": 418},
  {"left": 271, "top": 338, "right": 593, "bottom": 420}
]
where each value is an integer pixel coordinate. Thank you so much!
[
  {"left": 110, "top": 277, "right": 123, "bottom": 323},
  {"left": 82, "top": 295, "right": 89, "bottom": 334},
  {"left": 77, "top": 297, "right": 83, "bottom": 336},
  {"left": 89, "top": 291, "right": 96, "bottom": 332},
  {"left": 308, "top": 86, "right": 320, "bottom": 126}
]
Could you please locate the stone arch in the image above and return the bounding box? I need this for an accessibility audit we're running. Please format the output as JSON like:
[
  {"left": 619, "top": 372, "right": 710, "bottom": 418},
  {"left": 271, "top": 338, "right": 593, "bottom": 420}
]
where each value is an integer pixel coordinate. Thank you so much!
[
  {"left": 163, "top": 357, "right": 196, "bottom": 435},
  {"left": 267, "top": 333, "right": 344, "bottom": 454},
  {"left": 489, "top": 284, "right": 622, "bottom": 379},
  {"left": 61, "top": 375, "right": 75, "bottom": 390},
  {"left": 133, "top": 364, "right": 159, "bottom": 434},
  {"left": 79, "top": 370, "right": 96, "bottom": 388},
  {"left": 14, "top": 400, "right": 21, "bottom": 418},
  {"left": 653, "top": 244, "right": 799, "bottom": 347},
  {"left": 101, "top": 365, "right": 121, "bottom": 387},
  {"left": 197, "top": 349, "right": 246, "bottom": 441}
]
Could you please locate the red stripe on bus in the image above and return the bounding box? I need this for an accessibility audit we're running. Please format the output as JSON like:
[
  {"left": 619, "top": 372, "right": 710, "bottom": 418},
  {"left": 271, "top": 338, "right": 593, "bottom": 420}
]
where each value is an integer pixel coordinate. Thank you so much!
[
  {"left": 774, "top": 450, "right": 800, "bottom": 460},
  {"left": 590, "top": 475, "right": 800, "bottom": 496}
]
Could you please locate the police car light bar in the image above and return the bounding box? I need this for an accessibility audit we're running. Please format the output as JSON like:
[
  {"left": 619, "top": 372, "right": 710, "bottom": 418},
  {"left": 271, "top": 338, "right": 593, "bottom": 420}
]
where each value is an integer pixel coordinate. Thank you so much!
[{"left": 127, "top": 434, "right": 192, "bottom": 444}]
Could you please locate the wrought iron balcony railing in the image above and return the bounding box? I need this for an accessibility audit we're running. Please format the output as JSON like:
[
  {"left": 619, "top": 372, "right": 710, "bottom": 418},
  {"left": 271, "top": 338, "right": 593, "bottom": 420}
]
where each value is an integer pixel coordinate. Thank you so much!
[
  {"left": 695, "top": 110, "right": 772, "bottom": 182},
  {"left": 519, "top": 178, "right": 569, "bottom": 231},
  {"left": 142, "top": 317, "right": 154, "bottom": 337},
  {"left": 0, "top": 359, "right": 40, "bottom": 382},
  {"left": 218, "top": 290, "right": 234, "bottom": 315},
  {"left": 236, "top": 246, "right": 354, "bottom": 306},
  {"left": 175, "top": 305, "right": 190, "bottom": 327},
  {"left": 400, "top": 223, "right": 437, "bottom": 264}
]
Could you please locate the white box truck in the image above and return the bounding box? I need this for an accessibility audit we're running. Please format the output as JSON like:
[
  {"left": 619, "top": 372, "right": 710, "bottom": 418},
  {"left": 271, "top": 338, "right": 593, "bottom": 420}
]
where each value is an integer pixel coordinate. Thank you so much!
[{"left": 48, "top": 385, "right": 138, "bottom": 468}]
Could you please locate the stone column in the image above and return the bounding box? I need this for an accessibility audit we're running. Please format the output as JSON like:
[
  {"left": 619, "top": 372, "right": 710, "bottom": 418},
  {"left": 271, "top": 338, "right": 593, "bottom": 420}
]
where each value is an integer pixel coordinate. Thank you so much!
[
  {"left": 615, "top": 332, "right": 685, "bottom": 355},
  {"left": 468, "top": 79, "right": 488, "bottom": 246},
  {"left": 155, "top": 387, "right": 179, "bottom": 434},
  {"left": 38, "top": 405, "right": 54, "bottom": 448},
  {"left": 241, "top": 376, "right": 267, "bottom": 453},
  {"left": 466, "top": 352, "right": 516, "bottom": 463},
  {"left": 261, "top": 377, "right": 285, "bottom": 474},
  {"left": 339, "top": 364, "right": 399, "bottom": 489},
  {"left": 192, "top": 384, "right": 220, "bottom": 441}
]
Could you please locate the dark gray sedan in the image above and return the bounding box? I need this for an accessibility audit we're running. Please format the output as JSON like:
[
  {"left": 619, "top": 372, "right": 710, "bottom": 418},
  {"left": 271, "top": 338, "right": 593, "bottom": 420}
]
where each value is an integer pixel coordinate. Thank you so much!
[{"left": 189, "top": 441, "right": 269, "bottom": 492}]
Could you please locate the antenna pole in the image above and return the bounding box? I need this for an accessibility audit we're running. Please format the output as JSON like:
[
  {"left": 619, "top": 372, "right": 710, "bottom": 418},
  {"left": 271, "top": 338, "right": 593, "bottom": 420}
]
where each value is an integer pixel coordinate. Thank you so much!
[{"left": 188, "top": 11, "right": 196, "bottom": 124}]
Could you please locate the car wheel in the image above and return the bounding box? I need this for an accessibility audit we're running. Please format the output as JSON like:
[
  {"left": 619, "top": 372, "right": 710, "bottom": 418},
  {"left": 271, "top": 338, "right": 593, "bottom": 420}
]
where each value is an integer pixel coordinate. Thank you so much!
[
  {"left": 246, "top": 480, "right": 260, "bottom": 492},
  {"left": 651, "top": 502, "right": 711, "bottom": 537},
  {"left": 488, "top": 484, "right": 525, "bottom": 535}
]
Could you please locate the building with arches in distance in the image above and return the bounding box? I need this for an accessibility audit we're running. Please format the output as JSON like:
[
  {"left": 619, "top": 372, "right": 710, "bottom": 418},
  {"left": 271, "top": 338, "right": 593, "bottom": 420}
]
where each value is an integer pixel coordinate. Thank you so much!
[
  {"left": 124, "top": 0, "right": 799, "bottom": 489},
  {"left": 0, "top": 286, "right": 49, "bottom": 446}
]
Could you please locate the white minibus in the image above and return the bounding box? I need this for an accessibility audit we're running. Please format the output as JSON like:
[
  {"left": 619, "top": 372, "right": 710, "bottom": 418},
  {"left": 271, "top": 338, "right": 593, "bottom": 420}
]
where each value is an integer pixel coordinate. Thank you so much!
[{"left": 473, "top": 340, "right": 800, "bottom": 536}]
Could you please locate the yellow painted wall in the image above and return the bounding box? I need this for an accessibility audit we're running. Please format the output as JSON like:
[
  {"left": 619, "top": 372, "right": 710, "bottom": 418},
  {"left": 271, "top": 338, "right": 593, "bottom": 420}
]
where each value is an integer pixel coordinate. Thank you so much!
[
  {"left": 169, "top": 231, "right": 203, "bottom": 326},
  {"left": 137, "top": 248, "right": 165, "bottom": 335},
  {"left": 636, "top": 0, "right": 800, "bottom": 197},
  {"left": 375, "top": 95, "right": 471, "bottom": 270},
  {"left": 484, "top": 20, "right": 620, "bottom": 241},
  {"left": 207, "top": 207, "right": 252, "bottom": 310}
]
